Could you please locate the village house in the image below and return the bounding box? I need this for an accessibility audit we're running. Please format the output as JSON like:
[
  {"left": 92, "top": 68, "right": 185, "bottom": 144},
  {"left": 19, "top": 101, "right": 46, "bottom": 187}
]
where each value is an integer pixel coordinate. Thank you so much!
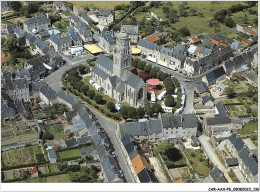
[
  {"left": 57, "top": 90, "right": 79, "bottom": 110},
  {"left": 38, "top": 83, "right": 57, "bottom": 105},
  {"left": 74, "top": 21, "right": 93, "bottom": 44},
  {"left": 68, "top": 27, "right": 83, "bottom": 47},
  {"left": 98, "top": 30, "right": 116, "bottom": 53},
  {"left": 73, "top": 5, "right": 85, "bottom": 16},
  {"left": 1, "top": 94, "right": 18, "bottom": 121},
  {"left": 97, "top": 9, "right": 114, "bottom": 26},
  {"left": 1, "top": 1, "right": 10, "bottom": 12},
  {"left": 195, "top": 81, "right": 210, "bottom": 97},
  {"left": 204, "top": 116, "right": 243, "bottom": 137},
  {"left": 47, "top": 149, "right": 57, "bottom": 164},
  {"left": 202, "top": 66, "right": 226, "bottom": 86},
  {"left": 23, "top": 14, "right": 51, "bottom": 33},
  {"left": 70, "top": 15, "right": 81, "bottom": 27},
  {"left": 121, "top": 25, "right": 139, "bottom": 43},
  {"left": 211, "top": 35, "right": 239, "bottom": 50},
  {"left": 53, "top": 1, "right": 67, "bottom": 11},
  {"left": 209, "top": 168, "right": 227, "bottom": 183},
  {"left": 48, "top": 34, "right": 72, "bottom": 52}
]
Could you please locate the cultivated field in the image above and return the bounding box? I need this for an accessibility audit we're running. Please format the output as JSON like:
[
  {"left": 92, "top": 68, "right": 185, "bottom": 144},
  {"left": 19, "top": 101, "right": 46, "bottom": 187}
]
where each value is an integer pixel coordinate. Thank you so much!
[{"left": 72, "top": 1, "right": 130, "bottom": 10}]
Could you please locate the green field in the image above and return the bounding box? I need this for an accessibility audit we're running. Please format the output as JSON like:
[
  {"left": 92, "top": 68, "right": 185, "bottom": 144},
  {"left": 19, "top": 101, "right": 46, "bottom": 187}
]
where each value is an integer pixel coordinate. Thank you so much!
[
  {"left": 237, "top": 121, "right": 258, "bottom": 135},
  {"left": 45, "top": 174, "right": 71, "bottom": 183},
  {"left": 45, "top": 124, "right": 65, "bottom": 140},
  {"left": 72, "top": 1, "right": 130, "bottom": 10},
  {"left": 185, "top": 149, "right": 211, "bottom": 177},
  {"left": 149, "top": 1, "right": 248, "bottom": 35},
  {"left": 1, "top": 131, "right": 14, "bottom": 139},
  {"left": 232, "top": 6, "right": 258, "bottom": 26},
  {"left": 16, "top": 130, "right": 31, "bottom": 137},
  {"left": 58, "top": 149, "right": 81, "bottom": 160}
]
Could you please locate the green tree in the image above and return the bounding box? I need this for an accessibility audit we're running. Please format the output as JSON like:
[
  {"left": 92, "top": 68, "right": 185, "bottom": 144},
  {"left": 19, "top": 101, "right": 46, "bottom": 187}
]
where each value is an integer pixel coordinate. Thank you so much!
[
  {"left": 9, "top": 54, "right": 16, "bottom": 66},
  {"left": 93, "top": 94, "right": 103, "bottom": 104},
  {"left": 225, "top": 87, "right": 235, "bottom": 98},
  {"left": 35, "top": 154, "right": 45, "bottom": 162},
  {"left": 165, "top": 95, "right": 175, "bottom": 107},
  {"left": 179, "top": 27, "right": 190, "bottom": 36},
  {"left": 80, "top": 85, "right": 89, "bottom": 95},
  {"left": 152, "top": 104, "right": 162, "bottom": 113},
  {"left": 10, "top": 1, "right": 22, "bottom": 12},
  {"left": 150, "top": 67, "right": 160, "bottom": 77},
  {"left": 87, "top": 90, "right": 95, "bottom": 99},
  {"left": 224, "top": 17, "right": 236, "bottom": 28},
  {"left": 107, "top": 102, "right": 115, "bottom": 112},
  {"left": 144, "top": 64, "right": 152, "bottom": 73},
  {"left": 137, "top": 107, "right": 145, "bottom": 118},
  {"left": 119, "top": 106, "right": 129, "bottom": 119},
  {"left": 146, "top": 105, "right": 153, "bottom": 116},
  {"left": 127, "top": 107, "right": 137, "bottom": 119},
  {"left": 137, "top": 61, "right": 146, "bottom": 70},
  {"left": 43, "top": 132, "right": 54, "bottom": 140},
  {"left": 157, "top": 71, "right": 168, "bottom": 81},
  {"left": 75, "top": 82, "right": 84, "bottom": 91}
]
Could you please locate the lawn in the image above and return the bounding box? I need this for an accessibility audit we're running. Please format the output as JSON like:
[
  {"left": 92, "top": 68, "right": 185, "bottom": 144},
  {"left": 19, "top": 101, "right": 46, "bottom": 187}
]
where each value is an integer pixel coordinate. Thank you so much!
[
  {"left": 45, "top": 164, "right": 58, "bottom": 173},
  {"left": 149, "top": 1, "right": 248, "bottom": 35},
  {"left": 45, "top": 174, "right": 71, "bottom": 183},
  {"left": 232, "top": 7, "right": 258, "bottom": 26},
  {"left": 1, "top": 131, "right": 14, "bottom": 139},
  {"left": 32, "top": 109, "right": 48, "bottom": 119},
  {"left": 72, "top": 1, "right": 130, "bottom": 10},
  {"left": 15, "top": 130, "right": 31, "bottom": 137},
  {"left": 237, "top": 121, "right": 258, "bottom": 135},
  {"left": 58, "top": 149, "right": 81, "bottom": 160},
  {"left": 53, "top": 21, "right": 68, "bottom": 33},
  {"left": 33, "top": 145, "right": 42, "bottom": 155},
  {"left": 185, "top": 149, "right": 211, "bottom": 177},
  {"left": 45, "top": 124, "right": 65, "bottom": 140}
]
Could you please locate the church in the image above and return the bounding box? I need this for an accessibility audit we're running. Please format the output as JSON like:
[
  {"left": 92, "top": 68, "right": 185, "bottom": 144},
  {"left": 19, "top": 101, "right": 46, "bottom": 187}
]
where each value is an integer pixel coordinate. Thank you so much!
[{"left": 91, "top": 31, "right": 147, "bottom": 107}]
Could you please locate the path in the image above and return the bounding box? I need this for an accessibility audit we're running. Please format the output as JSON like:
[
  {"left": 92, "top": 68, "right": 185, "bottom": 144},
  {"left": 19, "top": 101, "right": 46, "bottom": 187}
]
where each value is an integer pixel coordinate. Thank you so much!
[{"left": 149, "top": 157, "right": 167, "bottom": 183}]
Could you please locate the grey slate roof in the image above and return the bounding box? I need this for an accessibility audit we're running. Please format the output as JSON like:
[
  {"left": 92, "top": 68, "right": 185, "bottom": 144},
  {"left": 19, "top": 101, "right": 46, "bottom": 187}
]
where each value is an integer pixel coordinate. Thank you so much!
[
  {"left": 75, "top": 21, "right": 92, "bottom": 37},
  {"left": 14, "top": 26, "right": 26, "bottom": 38},
  {"left": 7, "top": 24, "right": 16, "bottom": 34},
  {"left": 247, "top": 72, "right": 258, "bottom": 85},
  {"left": 120, "top": 121, "right": 149, "bottom": 137},
  {"left": 202, "top": 95, "right": 211, "bottom": 104},
  {"left": 109, "top": 76, "right": 125, "bottom": 93},
  {"left": 129, "top": 149, "right": 139, "bottom": 160},
  {"left": 92, "top": 66, "right": 110, "bottom": 80},
  {"left": 125, "top": 142, "right": 135, "bottom": 154},
  {"left": 39, "top": 83, "right": 57, "bottom": 101},
  {"left": 100, "top": 155, "right": 121, "bottom": 183},
  {"left": 121, "top": 133, "right": 131, "bottom": 147},
  {"left": 68, "top": 27, "right": 82, "bottom": 42},
  {"left": 49, "top": 34, "right": 60, "bottom": 46},
  {"left": 210, "top": 168, "right": 227, "bottom": 183},
  {"left": 202, "top": 39, "right": 215, "bottom": 48},
  {"left": 207, "top": 116, "right": 231, "bottom": 125},
  {"left": 182, "top": 113, "right": 197, "bottom": 129},
  {"left": 81, "top": 12, "right": 94, "bottom": 23},
  {"left": 215, "top": 101, "right": 228, "bottom": 117},
  {"left": 65, "top": 139, "right": 78, "bottom": 148},
  {"left": 198, "top": 47, "right": 212, "bottom": 55},
  {"left": 225, "top": 60, "right": 234, "bottom": 69},
  {"left": 238, "top": 148, "right": 258, "bottom": 176},
  {"left": 98, "top": 9, "right": 113, "bottom": 17},
  {"left": 97, "top": 144, "right": 110, "bottom": 159},
  {"left": 121, "top": 70, "right": 144, "bottom": 89},
  {"left": 205, "top": 66, "right": 226, "bottom": 84},
  {"left": 161, "top": 114, "right": 182, "bottom": 128},
  {"left": 24, "top": 13, "right": 50, "bottom": 26},
  {"left": 48, "top": 149, "right": 57, "bottom": 159},
  {"left": 226, "top": 158, "right": 238, "bottom": 166},
  {"left": 147, "top": 119, "right": 162, "bottom": 134},
  {"left": 138, "top": 168, "right": 156, "bottom": 183},
  {"left": 234, "top": 138, "right": 244, "bottom": 152},
  {"left": 100, "top": 30, "right": 116, "bottom": 44},
  {"left": 97, "top": 54, "right": 113, "bottom": 73},
  {"left": 57, "top": 90, "right": 79, "bottom": 106},
  {"left": 121, "top": 25, "right": 138, "bottom": 35}
]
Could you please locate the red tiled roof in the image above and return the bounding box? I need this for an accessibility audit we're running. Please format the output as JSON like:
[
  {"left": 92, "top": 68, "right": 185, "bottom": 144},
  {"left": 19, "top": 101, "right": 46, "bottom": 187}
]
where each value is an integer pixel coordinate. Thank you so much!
[
  {"left": 145, "top": 35, "right": 160, "bottom": 43},
  {"left": 191, "top": 36, "right": 201, "bottom": 43},
  {"left": 1, "top": 52, "right": 9, "bottom": 64},
  {"left": 31, "top": 168, "right": 38, "bottom": 175},
  {"left": 59, "top": 115, "right": 65, "bottom": 120},
  {"left": 242, "top": 39, "right": 253, "bottom": 45},
  {"left": 243, "top": 27, "right": 258, "bottom": 37}
]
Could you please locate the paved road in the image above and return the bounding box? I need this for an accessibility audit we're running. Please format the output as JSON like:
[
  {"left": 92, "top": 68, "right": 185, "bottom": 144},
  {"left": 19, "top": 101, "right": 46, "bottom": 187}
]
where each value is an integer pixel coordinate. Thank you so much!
[
  {"left": 45, "top": 57, "right": 135, "bottom": 183},
  {"left": 198, "top": 135, "right": 233, "bottom": 183},
  {"left": 233, "top": 168, "right": 248, "bottom": 183}
]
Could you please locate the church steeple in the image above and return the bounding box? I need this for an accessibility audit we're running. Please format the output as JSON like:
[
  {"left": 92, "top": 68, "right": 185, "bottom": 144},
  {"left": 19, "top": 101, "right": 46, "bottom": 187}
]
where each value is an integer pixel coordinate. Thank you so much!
[{"left": 113, "top": 31, "right": 132, "bottom": 78}]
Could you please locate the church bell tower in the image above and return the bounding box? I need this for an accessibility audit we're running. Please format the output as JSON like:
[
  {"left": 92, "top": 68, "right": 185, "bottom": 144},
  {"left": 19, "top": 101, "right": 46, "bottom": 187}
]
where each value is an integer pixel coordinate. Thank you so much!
[{"left": 113, "top": 31, "right": 132, "bottom": 78}]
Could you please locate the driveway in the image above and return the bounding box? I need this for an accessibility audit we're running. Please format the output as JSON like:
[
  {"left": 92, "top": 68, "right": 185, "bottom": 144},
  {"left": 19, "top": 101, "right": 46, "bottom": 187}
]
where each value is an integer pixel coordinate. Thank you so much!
[
  {"left": 149, "top": 157, "right": 167, "bottom": 183},
  {"left": 198, "top": 135, "right": 233, "bottom": 183}
]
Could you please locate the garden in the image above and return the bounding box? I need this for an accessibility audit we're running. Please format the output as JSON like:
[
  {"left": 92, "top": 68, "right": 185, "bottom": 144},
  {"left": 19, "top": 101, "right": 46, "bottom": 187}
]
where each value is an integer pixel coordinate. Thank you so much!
[
  {"left": 185, "top": 149, "right": 212, "bottom": 177},
  {"left": 58, "top": 149, "right": 81, "bottom": 160},
  {"left": 237, "top": 121, "right": 258, "bottom": 135}
]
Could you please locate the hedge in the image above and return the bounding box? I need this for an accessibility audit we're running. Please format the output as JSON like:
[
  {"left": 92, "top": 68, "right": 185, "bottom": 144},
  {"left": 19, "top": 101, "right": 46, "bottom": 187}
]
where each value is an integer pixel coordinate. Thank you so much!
[
  {"left": 1, "top": 161, "right": 50, "bottom": 171},
  {"left": 57, "top": 156, "right": 81, "bottom": 162},
  {"left": 154, "top": 150, "right": 172, "bottom": 183}
]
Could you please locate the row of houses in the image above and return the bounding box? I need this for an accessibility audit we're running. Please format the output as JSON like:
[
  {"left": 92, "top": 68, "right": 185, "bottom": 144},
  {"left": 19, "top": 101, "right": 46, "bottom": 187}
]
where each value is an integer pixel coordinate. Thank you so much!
[
  {"left": 116, "top": 113, "right": 198, "bottom": 143},
  {"left": 220, "top": 133, "right": 258, "bottom": 182},
  {"left": 30, "top": 83, "right": 124, "bottom": 182}
]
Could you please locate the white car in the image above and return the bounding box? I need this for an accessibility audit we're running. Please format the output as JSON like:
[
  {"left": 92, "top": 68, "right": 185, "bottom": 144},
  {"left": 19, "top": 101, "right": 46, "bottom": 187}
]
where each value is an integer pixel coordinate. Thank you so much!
[
  {"left": 119, "top": 170, "right": 124, "bottom": 177},
  {"left": 112, "top": 151, "right": 116, "bottom": 158}
]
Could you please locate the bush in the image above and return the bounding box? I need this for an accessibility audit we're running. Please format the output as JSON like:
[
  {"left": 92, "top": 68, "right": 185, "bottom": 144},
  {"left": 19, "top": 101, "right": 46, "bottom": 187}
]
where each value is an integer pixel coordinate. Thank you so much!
[
  {"left": 87, "top": 90, "right": 95, "bottom": 99},
  {"left": 150, "top": 67, "right": 160, "bottom": 78},
  {"left": 191, "top": 152, "right": 195, "bottom": 157},
  {"left": 152, "top": 104, "right": 162, "bottom": 113},
  {"left": 43, "top": 132, "right": 54, "bottom": 140},
  {"left": 165, "top": 95, "right": 175, "bottom": 107},
  {"left": 179, "top": 27, "right": 190, "bottom": 36},
  {"left": 36, "top": 154, "right": 45, "bottom": 162},
  {"left": 107, "top": 102, "right": 115, "bottom": 112},
  {"left": 137, "top": 107, "right": 145, "bottom": 118},
  {"left": 224, "top": 17, "right": 236, "bottom": 28},
  {"left": 93, "top": 94, "right": 103, "bottom": 104}
]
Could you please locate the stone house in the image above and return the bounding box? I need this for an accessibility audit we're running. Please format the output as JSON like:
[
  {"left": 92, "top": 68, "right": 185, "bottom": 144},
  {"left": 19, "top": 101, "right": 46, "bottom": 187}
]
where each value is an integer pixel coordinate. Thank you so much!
[
  {"left": 49, "top": 34, "right": 72, "bottom": 52},
  {"left": 196, "top": 81, "right": 210, "bottom": 97},
  {"left": 202, "top": 66, "right": 226, "bottom": 86},
  {"left": 121, "top": 25, "right": 139, "bottom": 43},
  {"left": 74, "top": 21, "right": 93, "bottom": 44},
  {"left": 183, "top": 58, "right": 199, "bottom": 76},
  {"left": 97, "top": 9, "right": 114, "bottom": 26},
  {"left": 47, "top": 149, "right": 57, "bottom": 164},
  {"left": 39, "top": 83, "right": 57, "bottom": 105},
  {"left": 98, "top": 30, "right": 116, "bottom": 53},
  {"left": 23, "top": 14, "right": 51, "bottom": 33},
  {"left": 57, "top": 90, "right": 79, "bottom": 110},
  {"left": 68, "top": 27, "right": 83, "bottom": 47}
]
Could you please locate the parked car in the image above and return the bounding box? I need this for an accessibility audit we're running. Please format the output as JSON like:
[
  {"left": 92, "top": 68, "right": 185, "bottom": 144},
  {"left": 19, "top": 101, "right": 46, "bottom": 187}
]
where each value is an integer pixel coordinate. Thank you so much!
[
  {"left": 119, "top": 169, "right": 124, "bottom": 177},
  {"left": 112, "top": 151, "right": 116, "bottom": 158}
]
